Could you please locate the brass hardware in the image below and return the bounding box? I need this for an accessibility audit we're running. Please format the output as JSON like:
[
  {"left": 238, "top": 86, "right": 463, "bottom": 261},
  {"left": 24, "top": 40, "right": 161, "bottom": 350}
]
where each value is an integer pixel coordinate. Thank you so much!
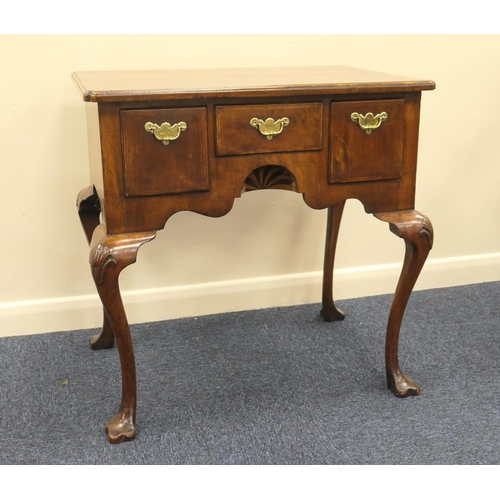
[
  {"left": 249, "top": 117, "right": 290, "bottom": 140},
  {"left": 144, "top": 121, "right": 187, "bottom": 145},
  {"left": 351, "top": 112, "right": 388, "bottom": 135}
]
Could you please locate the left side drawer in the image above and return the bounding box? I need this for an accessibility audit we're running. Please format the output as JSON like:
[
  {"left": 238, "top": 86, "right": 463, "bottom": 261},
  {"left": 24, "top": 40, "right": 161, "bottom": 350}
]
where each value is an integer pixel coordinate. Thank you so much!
[{"left": 121, "top": 107, "right": 208, "bottom": 197}]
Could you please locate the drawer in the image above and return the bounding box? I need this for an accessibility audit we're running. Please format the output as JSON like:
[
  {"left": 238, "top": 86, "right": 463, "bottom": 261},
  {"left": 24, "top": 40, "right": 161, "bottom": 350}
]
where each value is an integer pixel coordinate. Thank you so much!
[
  {"left": 329, "top": 99, "right": 404, "bottom": 183},
  {"left": 215, "top": 103, "right": 323, "bottom": 156},
  {"left": 121, "top": 107, "right": 209, "bottom": 197}
]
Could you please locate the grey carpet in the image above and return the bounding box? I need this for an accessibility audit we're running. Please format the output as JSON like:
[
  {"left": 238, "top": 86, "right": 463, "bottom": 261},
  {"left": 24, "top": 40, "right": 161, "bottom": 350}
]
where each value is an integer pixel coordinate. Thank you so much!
[{"left": 1, "top": 281, "right": 500, "bottom": 464}]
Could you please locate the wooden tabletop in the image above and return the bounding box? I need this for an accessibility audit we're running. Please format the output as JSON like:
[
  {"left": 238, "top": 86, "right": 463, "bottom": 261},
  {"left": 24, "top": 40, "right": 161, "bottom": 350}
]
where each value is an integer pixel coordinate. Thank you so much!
[{"left": 72, "top": 66, "right": 435, "bottom": 102}]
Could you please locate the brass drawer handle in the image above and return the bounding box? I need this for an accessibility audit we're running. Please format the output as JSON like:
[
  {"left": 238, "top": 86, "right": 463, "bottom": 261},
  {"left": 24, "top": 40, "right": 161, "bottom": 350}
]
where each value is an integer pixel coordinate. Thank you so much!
[
  {"left": 144, "top": 121, "right": 187, "bottom": 145},
  {"left": 351, "top": 112, "right": 388, "bottom": 135},
  {"left": 249, "top": 117, "right": 290, "bottom": 140}
]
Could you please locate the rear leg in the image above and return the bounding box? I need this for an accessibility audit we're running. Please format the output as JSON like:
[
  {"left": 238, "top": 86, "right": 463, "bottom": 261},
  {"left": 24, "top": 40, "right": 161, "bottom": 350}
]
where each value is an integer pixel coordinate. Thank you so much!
[
  {"left": 77, "top": 186, "right": 114, "bottom": 349},
  {"left": 321, "top": 201, "right": 346, "bottom": 322}
]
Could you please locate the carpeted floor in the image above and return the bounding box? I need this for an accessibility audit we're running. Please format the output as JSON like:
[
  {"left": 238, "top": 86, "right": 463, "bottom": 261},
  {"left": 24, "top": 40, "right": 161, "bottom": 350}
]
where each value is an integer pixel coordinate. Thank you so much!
[{"left": 1, "top": 281, "right": 500, "bottom": 464}]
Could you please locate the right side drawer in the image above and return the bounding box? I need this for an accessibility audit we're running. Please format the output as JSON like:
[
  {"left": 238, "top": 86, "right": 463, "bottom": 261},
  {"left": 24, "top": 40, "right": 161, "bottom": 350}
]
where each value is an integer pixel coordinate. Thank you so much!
[{"left": 329, "top": 99, "right": 405, "bottom": 184}]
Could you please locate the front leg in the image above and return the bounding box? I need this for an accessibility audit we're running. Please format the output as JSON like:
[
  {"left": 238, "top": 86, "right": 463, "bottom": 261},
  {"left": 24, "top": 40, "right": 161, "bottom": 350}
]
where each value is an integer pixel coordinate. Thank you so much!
[
  {"left": 321, "top": 201, "right": 346, "bottom": 321},
  {"left": 374, "top": 210, "right": 434, "bottom": 397},
  {"left": 77, "top": 186, "right": 114, "bottom": 350},
  {"left": 90, "top": 224, "right": 156, "bottom": 443}
]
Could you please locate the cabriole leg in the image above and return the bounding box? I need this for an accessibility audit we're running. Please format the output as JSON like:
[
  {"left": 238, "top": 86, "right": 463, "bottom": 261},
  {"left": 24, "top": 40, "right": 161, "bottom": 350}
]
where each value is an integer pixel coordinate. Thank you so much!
[
  {"left": 77, "top": 186, "right": 114, "bottom": 349},
  {"left": 321, "top": 201, "right": 346, "bottom": 322},
  {"left": 374, "top": 210, "right": 434, "bottom": 397},
  {"left": 90, "top": 223, "right": 156, "bottom": 443}
]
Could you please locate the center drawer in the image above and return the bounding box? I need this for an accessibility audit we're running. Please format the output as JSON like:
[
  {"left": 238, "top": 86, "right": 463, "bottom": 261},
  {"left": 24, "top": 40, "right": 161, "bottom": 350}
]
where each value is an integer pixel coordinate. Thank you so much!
[{"left": 215, "top": 103, "right": 323, "bottom": 156}]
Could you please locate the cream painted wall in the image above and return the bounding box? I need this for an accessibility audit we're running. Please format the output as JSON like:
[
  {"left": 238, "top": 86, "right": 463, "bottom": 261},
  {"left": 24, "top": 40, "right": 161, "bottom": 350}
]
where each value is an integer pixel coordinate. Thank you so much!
[{"left": 1, "top": 34, "right": 500, "bottom": 337}]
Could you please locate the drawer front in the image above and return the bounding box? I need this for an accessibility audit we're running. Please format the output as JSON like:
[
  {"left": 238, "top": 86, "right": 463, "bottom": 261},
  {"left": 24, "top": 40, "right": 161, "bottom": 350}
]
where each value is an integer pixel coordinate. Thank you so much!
[
  {"left": 329, "top": 99, "right": 404, "bottom": 183},
  {"left": 121, "top": 107, "right": 208, "bottom": 197},
  {"left": 215, "top": 103, "right": 323, "bottom": 156}
]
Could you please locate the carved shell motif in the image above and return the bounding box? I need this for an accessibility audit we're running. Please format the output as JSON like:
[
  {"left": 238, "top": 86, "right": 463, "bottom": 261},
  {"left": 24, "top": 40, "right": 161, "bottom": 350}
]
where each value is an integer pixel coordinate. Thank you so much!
[{"left": 243, "top": 165, "right": 298, "bottom": 193}]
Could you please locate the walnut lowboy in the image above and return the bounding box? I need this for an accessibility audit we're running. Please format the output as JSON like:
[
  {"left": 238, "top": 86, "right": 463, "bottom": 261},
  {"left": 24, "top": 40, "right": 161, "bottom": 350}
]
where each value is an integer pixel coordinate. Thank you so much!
[{"left": 73, "top": 66, "right": 435, "bottom": 443}]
